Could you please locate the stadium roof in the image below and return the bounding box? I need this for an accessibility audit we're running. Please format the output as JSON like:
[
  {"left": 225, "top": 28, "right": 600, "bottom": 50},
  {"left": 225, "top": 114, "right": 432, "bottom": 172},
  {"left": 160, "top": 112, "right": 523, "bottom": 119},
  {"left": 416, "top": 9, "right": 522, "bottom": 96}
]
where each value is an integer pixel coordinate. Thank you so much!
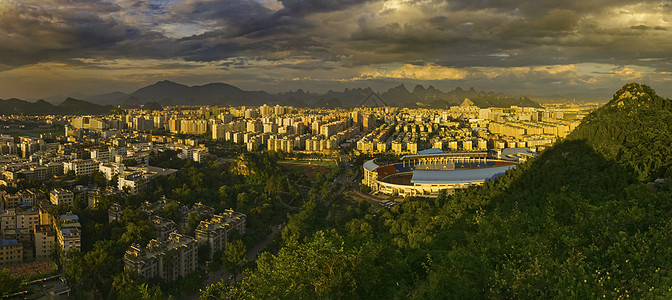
[
  {"left": 501, "top": 147, "right": 534, "bottom": 156},
  {"left": 401, "top": 152, "right": 488, "bottom": 161},
  {"left": 410, "top": 165, "right": 516, "bottom": 184},
  {"left": 417, "top": 148, "right": 444, "bottom": 155},
  {"left": 363, "top": 159, "right": 379, "bottom": 172}
]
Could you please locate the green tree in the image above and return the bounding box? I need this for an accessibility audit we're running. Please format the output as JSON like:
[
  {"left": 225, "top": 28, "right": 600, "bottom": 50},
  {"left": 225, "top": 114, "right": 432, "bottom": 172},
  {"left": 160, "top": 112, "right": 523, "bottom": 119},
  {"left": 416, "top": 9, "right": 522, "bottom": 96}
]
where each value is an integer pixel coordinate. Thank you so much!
[
  {"left": 122, "top": 159, "right": 138, "bottom": 167},
  {"left": 162, "top": 201, "right": 183, "bottom": 223},
  {"left": 222, "top": 239, "right": 247, "bottom": 283},
  {"left": 200, "top": 280, "right": 238, "bottom": 300},
  {"left": 92, "top": 171, "right": 108, "bottom": 187},
  {"left": 231, "top": 230, "right": 360, "bottom": 299},
  {"left": 185, "top": 212, "right": 201, "bottom": 236},
  {"left": 0, "top": 268, "right": 26, "bottom": 297},
  {"left": 113, "top": 272, "right": 163, "bottom": 300}
]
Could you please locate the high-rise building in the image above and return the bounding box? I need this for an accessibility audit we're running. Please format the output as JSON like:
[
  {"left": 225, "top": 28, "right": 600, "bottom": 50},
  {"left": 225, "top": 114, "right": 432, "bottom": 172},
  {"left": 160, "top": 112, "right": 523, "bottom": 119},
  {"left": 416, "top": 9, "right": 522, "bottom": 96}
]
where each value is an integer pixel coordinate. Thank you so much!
[
  {"left": 212, "top": 124, "right": 226, "bottom": 140},
  {"left": 363, "top": 114, "right": 376, "bottom": 131}
]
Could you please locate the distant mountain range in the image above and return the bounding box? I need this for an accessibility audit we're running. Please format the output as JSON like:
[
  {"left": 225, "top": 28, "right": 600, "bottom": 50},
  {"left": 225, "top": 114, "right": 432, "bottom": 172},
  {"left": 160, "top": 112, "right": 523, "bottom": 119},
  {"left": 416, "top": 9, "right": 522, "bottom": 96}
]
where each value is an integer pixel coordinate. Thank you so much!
[
  {"left": 6, "top": 81, "right": 542, "bottom": 115},
  {"left": 0, "top": 98, "right": 114, "bottom": 115},
  {"left": 52, "top": 80, "right": 542, "bottom": 108}
]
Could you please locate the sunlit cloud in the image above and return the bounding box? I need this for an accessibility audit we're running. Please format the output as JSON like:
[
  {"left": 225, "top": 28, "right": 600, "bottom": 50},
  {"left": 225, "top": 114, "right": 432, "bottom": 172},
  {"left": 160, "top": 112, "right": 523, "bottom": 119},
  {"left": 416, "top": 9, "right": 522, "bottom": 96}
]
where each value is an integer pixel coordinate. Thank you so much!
[{"left": 360, "top": 64, "right": 469, "bottom": 80}]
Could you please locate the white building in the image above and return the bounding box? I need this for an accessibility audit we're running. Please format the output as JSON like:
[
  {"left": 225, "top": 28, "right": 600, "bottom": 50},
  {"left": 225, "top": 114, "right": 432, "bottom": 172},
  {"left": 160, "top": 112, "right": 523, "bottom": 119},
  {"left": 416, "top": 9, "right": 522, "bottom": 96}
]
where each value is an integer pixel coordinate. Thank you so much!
[
  {"left": 50, "top": 189, "right": 74, "bottom": 207},
  {"left": 63, "top": 159, "right": 98, "bottom": 176}
]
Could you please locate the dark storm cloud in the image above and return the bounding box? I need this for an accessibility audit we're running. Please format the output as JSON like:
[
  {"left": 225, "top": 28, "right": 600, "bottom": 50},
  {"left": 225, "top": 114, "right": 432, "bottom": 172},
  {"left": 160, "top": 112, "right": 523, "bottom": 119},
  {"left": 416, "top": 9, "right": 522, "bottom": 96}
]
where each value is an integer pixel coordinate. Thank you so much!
[
  {"left": 0, "top": 0, "right": 388, "bottom": 68},
  {"left": 3, "top": 0, "right": 672, "bottom": 100},
  {"left": 279, "top": 0, "right": 374, "bottom": 14},
  {"left": 0, "top": 0, "right": 171, "bottom": 66},
  {"left": 343, "top": 0, "right": 672, "bottom": 71}
]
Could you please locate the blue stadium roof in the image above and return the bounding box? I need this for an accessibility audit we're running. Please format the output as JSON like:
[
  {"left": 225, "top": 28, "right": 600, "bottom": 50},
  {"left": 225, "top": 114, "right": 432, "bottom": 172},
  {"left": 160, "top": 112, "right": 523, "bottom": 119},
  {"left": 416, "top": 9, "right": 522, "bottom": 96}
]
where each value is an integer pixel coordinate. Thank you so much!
[{"left": 410, "top": 165, "right": 516, "bottom": 184}]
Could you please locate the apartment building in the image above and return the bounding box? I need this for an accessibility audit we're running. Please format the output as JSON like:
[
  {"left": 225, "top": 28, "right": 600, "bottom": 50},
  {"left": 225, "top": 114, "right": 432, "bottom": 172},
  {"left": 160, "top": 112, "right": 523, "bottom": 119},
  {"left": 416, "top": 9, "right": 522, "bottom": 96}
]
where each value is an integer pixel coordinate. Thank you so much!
[
  {"left": 33, "top": 224, "right": 56, "bottom": 259},
  {"left": 56, "top": 213, "right": 81, "bottom": 253},
  {"left": 123, "top": 232, "right": 198, "bottom": 282},
  {"left": 0, "top": 207, "right": 40, "bottom": 233},
  {"left": 195, "top": 210, "right": 246, "bottom": 260},
  {"left": 150, "top": 216, "right": 177, "bottom": 241},
  {"left": 0, "top": 239, "right": 23, "bottom": 265},
  {"left": 50, "top": 189, "right": 74, "bottom": 207},
  {"left": 63, "top": 159, "right": 98, "bottom": 176}
]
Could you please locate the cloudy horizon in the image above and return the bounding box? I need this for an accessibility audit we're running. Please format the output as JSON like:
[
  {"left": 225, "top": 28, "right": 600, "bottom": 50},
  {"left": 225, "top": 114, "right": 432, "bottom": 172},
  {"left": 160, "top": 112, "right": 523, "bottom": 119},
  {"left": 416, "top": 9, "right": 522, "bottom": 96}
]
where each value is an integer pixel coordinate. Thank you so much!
[{"left": 2, "top": 0, "right": 672, "bottom": 101}]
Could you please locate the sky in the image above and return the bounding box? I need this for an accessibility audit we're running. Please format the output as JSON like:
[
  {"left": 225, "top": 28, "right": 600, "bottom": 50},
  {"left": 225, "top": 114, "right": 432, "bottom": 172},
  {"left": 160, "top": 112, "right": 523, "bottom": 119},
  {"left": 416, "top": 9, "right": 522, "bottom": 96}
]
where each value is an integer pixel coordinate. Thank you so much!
[{"left": 1, "top": 0, "right": 672, "bottom": 101}]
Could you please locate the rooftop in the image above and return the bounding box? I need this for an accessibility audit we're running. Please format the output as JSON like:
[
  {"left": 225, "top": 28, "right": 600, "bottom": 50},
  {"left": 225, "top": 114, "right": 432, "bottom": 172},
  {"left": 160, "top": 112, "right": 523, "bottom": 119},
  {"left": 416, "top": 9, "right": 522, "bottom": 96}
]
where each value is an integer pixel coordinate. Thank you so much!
[
  {"left": 363, "top": 159, "right": 378, "bottom": 172},
  {"left": 196, "top": 210, "right": 245, "bottom": 233},
  {"left": 125, "top": 232, "right": 196, "bottom": 261},
  {"left": 60, "top": 214, "right": 79, "bottom": 222},
  {"left": 0, "top": 239, "right": 19, "bottom": 247},
  {"left": 50, "top": 188, "right": 72, "bottom": 195}
]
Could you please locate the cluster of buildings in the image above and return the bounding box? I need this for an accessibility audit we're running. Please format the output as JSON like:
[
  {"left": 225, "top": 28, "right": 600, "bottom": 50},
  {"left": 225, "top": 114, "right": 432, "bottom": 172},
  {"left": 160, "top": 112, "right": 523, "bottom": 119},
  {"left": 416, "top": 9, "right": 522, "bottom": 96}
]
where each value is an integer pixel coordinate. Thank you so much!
[
  {"left": 211, "top": 105, "right": 368, "bottom": 154},
  {"left": 0, "top": 188, "right": 83, "bottom": 265},
  {"left": 63, "top": 99, "right": 592, "bottom": 159},
  {"left": 121, "top": 198, "right": 246, "bottom": 282},
  {"left": 71, "top": 115, "right": 209, "bottom": 136},
  {"left": 355, "top": 101, "right": 590, "bottom": 156},
  {"left": 0, "top": 132, "right": 186, "bottom": 194}
]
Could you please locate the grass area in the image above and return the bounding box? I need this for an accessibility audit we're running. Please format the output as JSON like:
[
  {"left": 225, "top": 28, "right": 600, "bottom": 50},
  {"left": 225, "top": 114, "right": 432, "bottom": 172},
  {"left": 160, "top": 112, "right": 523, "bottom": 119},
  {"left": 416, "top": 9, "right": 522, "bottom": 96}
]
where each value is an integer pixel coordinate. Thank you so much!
[
  {"left": 278, "top": 159, "right": 337, "bottom": 168},
  {"left": 0, "top": 128, "right": 64, "bottom": 138}
]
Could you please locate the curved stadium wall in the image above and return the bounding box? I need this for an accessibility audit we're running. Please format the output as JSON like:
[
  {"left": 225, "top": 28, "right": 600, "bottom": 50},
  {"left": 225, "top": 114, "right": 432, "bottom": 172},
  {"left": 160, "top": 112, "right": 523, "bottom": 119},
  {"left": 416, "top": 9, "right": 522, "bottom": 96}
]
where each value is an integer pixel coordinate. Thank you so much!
[{"left": 362, "top": 152, "right": 517, "bottom": 198}]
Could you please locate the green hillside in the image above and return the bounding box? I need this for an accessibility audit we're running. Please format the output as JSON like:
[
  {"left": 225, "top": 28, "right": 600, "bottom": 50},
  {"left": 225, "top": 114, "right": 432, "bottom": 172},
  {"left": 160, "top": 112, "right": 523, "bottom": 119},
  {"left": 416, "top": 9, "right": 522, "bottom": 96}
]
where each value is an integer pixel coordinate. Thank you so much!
[
  {"left": 205, "top": 83, "right": 672, "bottom": 299},
  {"left": 568, "top": 83, "right": 672, "bottom": 181}
]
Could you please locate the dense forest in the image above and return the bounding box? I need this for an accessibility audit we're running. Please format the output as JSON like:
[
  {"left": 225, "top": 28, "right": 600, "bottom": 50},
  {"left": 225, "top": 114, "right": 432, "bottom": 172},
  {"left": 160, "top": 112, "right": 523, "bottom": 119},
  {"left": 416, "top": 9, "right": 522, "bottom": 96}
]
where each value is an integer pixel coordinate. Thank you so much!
[{"left": 201, "top": 83, "right": 672, "bottom": 299}]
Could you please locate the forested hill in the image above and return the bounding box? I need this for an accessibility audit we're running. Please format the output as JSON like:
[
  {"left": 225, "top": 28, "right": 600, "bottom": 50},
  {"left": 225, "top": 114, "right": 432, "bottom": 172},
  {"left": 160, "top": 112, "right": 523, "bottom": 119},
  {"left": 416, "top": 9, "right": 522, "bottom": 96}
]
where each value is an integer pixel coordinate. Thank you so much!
[
  {"left": 567, "top": 83, "right": 672, "bottom": 181},
  {"left": 207, "top": 83, "right": 672, "bottom": 299}
]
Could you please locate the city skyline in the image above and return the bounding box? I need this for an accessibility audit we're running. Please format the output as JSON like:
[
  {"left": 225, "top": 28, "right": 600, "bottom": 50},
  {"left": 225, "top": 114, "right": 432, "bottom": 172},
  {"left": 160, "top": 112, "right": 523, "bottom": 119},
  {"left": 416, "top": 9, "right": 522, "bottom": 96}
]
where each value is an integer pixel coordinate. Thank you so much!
[{"left": 1, "top": 0, "right": 672, "bottom": 100}]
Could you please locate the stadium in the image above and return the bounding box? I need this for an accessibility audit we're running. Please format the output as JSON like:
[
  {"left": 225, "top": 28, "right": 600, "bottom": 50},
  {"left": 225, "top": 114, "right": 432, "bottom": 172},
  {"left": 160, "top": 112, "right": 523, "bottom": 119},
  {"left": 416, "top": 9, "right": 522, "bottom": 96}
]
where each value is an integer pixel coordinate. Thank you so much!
[{"left": 362, "top": 149, "right": 517, "bottom": 198}]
